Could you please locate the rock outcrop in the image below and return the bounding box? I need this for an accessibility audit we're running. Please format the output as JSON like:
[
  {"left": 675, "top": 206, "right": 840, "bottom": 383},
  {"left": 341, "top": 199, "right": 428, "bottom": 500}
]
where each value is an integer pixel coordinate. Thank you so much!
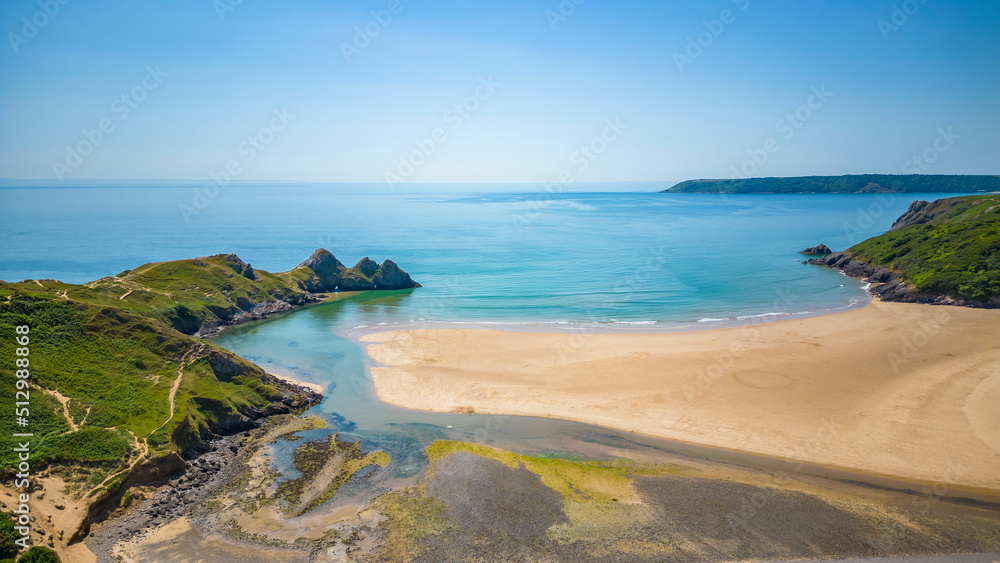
[
  {"left": 808, "top": 251, "right": 974, "bottom": 306},
  {"left": 295, "top": 250, "right": 420, "bottom": 292},
  {"left": 214, "top": 253, "right": 257, "bottom": 280},
  {"left": 339, "top": 258, "right": 379, "bottom": 290},
  {"left": 799, "top": 244, "right": 832, "bottom": 255},
  {"left": 888, "top": 199, "right": 958, "bottom": 231},
  {"left": 374, "top": 259, "right": 420, "bottom": 290},
  {"left": 296, "top": 248, "right": 346, "bottom": 292},
  {"left": 194, "top": 249, "right": 419, "bottom": 335}
]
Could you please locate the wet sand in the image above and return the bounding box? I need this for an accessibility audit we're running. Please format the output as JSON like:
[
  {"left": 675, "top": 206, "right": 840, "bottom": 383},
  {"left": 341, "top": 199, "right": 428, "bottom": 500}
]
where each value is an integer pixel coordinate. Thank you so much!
[{"left": 362, "top": 301, "right": 1000, "bottom": 494}]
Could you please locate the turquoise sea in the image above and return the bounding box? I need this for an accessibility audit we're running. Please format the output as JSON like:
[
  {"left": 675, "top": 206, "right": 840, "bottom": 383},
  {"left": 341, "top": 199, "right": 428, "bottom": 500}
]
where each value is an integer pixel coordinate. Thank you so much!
[
  {"left": 0, "top": 186, "right": 929, "bottom": 324},
  {"left": 0, "top": 186, "right": 966, "bottom": 487}
]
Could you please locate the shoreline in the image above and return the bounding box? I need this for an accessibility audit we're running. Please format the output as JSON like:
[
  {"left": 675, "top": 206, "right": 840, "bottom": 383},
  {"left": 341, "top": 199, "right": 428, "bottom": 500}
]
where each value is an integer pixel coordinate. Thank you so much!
[
  {"left": 200, "top": 289, "right": 373, "bottom": 338},
  {"left": 361, "top": 300, "right": 1000, "bottom": 496},
  {"left": 266, "top": 369, "right": 325, "bottom": 395},
  {"left": 344, "top": 283, "right": 872, "bottom": 342}
]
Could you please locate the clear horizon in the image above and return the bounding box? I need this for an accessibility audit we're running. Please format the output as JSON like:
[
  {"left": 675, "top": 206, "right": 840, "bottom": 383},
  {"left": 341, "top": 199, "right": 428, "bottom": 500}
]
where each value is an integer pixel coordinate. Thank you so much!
[{"left": 1, "top": 1, "right": 998, "bottom": 185}]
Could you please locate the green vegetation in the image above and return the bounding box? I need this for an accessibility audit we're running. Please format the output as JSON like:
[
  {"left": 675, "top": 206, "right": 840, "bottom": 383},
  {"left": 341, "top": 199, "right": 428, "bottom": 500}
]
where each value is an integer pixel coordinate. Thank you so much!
[
  {"left": 276, "top": 434, "right": 389, "bottom": 516},
  {"left": 6, "top": 250, "right": 416, "bottom": 336},
  {"left": 8, "top": 254, "right": 313, "bottom": 335},
  {"left": 374, "top": 485, "right": 452, "bottom": 561},
  {"left": 426, "top": 441, "right": 641, "bottom": 504},
  {"left": 0, "top": 514, "right": 18, "bottom": 559},
  {"left": 850, "top": 195, "right": 1000, "bottom": 303},
  {"left": 13, "top": 547, "right": 60, "bottom": 563},
  {"left": 664, "top": 175, "right": 1000, "bottom": 194},
  {"left": 0, "top": 283, "right": 289, "bottom": 479}
]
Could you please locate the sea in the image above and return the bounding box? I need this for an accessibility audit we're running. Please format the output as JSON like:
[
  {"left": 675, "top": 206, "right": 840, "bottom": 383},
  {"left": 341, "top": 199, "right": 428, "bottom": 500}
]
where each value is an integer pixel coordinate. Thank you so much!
[{"left": 0, "top": 185, "right": 966, "bottom": 488}]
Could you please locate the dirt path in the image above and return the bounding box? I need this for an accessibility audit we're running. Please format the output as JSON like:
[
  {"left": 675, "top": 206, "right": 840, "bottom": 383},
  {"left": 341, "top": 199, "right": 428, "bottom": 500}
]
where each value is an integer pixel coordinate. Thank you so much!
[
  {"left": 125, "top": 429, "right": 149, "bottom": 463},
  {"left": 83, "top": 345, "right": 202, "bottom": 500},
  {"left": 119, "top": 289, "right": 133, "bottom": 300},
  {"left": 41, "top": 387, "right": 88, "bottom": 432},
  {"left": 149, "top": 346, "right": 200, "bottom": 439}
]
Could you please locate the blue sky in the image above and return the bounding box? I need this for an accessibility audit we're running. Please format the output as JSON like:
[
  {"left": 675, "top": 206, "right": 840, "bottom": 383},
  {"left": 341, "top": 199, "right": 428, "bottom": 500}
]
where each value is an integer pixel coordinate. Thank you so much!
[{"left": 0, "top": 0, "right": 997, "bottom": 185}]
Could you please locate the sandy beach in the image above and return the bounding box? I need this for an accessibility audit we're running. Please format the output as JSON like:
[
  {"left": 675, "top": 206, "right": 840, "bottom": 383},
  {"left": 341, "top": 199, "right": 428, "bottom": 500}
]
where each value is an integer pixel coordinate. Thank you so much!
[
  {"left": 266, "top": 370, "right": 325, "bottom": 394},
  {"left": 362, "top": 301, "right": 1000, "bottom": 493}
]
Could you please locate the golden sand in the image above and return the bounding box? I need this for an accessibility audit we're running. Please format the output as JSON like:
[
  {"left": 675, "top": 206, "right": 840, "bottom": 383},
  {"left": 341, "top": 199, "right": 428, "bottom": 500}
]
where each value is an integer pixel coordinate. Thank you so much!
[{"left": 362, "top": 301, "right": 1000, "bottom": 492}]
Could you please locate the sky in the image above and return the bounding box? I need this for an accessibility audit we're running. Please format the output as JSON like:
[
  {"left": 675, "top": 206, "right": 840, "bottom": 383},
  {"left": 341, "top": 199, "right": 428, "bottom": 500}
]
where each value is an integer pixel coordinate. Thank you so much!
[{"left": 0, "top": 0, "right": 997, "bottom": 186}]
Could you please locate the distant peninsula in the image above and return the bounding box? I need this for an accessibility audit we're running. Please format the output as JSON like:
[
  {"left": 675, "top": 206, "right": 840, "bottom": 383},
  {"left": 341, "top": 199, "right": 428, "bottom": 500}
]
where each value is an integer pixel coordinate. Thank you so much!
[{"left": 663, "top": 175, "right": 1000, "bottom": 194}]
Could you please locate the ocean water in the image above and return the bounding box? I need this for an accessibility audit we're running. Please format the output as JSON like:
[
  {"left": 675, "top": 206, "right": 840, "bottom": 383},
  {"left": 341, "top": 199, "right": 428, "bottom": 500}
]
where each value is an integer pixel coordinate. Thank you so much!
[
  {"left": 0, "top": 186, "right": 936, "bottom": 326},
  {"left": 0, "top": 186, "right": 963, "bottom": 486}
]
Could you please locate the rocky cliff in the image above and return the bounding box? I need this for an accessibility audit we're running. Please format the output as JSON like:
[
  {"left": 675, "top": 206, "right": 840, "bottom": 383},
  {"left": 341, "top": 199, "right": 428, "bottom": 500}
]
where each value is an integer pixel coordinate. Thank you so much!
[
  {"left": 807, "top": 195, "right": 1000, "bottom": 308},
  {"left": 294, "top": 250, "right": 421, "bottom": 293},
  {"left": 888, "top": 198, "right": 959, "bottom": 231},
  {"left": 8, "top": 249, "right": 421, "bottom": 337}
]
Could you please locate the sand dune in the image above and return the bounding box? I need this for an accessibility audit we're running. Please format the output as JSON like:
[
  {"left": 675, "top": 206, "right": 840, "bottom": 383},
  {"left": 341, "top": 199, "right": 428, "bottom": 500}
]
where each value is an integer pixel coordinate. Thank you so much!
[{"left": 361, "top": 301, "right": 1000, "bottom": 493}]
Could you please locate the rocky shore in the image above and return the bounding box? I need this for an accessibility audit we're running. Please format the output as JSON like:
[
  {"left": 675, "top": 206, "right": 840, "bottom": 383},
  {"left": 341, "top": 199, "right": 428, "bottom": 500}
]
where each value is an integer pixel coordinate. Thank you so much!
[
  {"left": 83, "top": 379, "right": 322, "bottom": 559},
  {"left": 807, "top": 250, "right": 996, "bottom": 308},
  {"left": 86, "top": 432, "right": 248, "bottom": 561},
  {"left": 804, "top": 197, "right": 999, "bottom": 308}
]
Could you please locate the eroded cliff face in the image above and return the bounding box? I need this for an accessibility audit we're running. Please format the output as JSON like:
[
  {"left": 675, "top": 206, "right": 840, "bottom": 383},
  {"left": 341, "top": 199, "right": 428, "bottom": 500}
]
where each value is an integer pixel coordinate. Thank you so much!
[{"left": 888, "top": 199, "right": 958, "bottom": 231}]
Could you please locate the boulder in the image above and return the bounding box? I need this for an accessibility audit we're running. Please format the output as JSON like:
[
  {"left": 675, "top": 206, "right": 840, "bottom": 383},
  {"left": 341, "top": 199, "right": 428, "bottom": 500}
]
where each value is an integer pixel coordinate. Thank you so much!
[
  {"left": 799, "top": 244, "right": 832, "bottom": 255},
  {"left": 353, "top": 257, "right": 379, "bottom": 279}
]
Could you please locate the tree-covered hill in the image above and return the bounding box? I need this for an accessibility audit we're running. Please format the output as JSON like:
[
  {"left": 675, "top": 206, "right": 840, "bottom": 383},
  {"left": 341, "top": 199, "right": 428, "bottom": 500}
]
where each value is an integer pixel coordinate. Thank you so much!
[{"left": 664, "top": 175, "right": 1000, "bottom": 194}]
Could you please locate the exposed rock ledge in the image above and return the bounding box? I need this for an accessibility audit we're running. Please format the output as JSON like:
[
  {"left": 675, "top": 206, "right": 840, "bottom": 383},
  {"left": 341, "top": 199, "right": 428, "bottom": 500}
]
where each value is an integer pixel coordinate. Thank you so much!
[
  {"left": 807, "top": 251, "right": 991, "bottom": 308},
  {"left": 799, "top": 244, "right": 832, "bottom": 255}
]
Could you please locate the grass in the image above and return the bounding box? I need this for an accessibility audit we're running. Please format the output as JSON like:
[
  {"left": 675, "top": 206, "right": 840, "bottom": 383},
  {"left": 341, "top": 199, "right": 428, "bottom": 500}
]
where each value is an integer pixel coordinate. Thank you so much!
[
  {"left": 6, "top": 250, "right": 416, "bottom": 336},
  {"left": 0, "top": 284, "right": 291, "bottom": 475},
  {"left": 850, "top": 195, "right": 1000, "bottom": 302},
  {"left": 9, "top": 254, "right": 314, "bottom": 335}
]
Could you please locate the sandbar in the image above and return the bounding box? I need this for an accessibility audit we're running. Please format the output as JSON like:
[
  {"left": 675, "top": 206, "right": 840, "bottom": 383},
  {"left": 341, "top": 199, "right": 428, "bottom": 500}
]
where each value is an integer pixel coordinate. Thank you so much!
[{"left": 361, "top": 301, "right": 1000, "bottom": 493}]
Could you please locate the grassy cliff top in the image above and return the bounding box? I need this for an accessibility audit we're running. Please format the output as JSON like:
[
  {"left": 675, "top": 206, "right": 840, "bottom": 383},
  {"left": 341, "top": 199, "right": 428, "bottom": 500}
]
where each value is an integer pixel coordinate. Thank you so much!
[
  {"left": 664, "top": 175, "right": 1000, "bottom": 194},
  {"left": 0, "top": 247, "right": 417, "bottom": 485},
  {"left": 4, "top": 249, "right": 418, "bottom": 336},
  {"left": 0, "top": 284, "right": 299, "bottom": 493},
  {"left": 849, "top": 195, "right": 1000, "bottom": 303}
]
